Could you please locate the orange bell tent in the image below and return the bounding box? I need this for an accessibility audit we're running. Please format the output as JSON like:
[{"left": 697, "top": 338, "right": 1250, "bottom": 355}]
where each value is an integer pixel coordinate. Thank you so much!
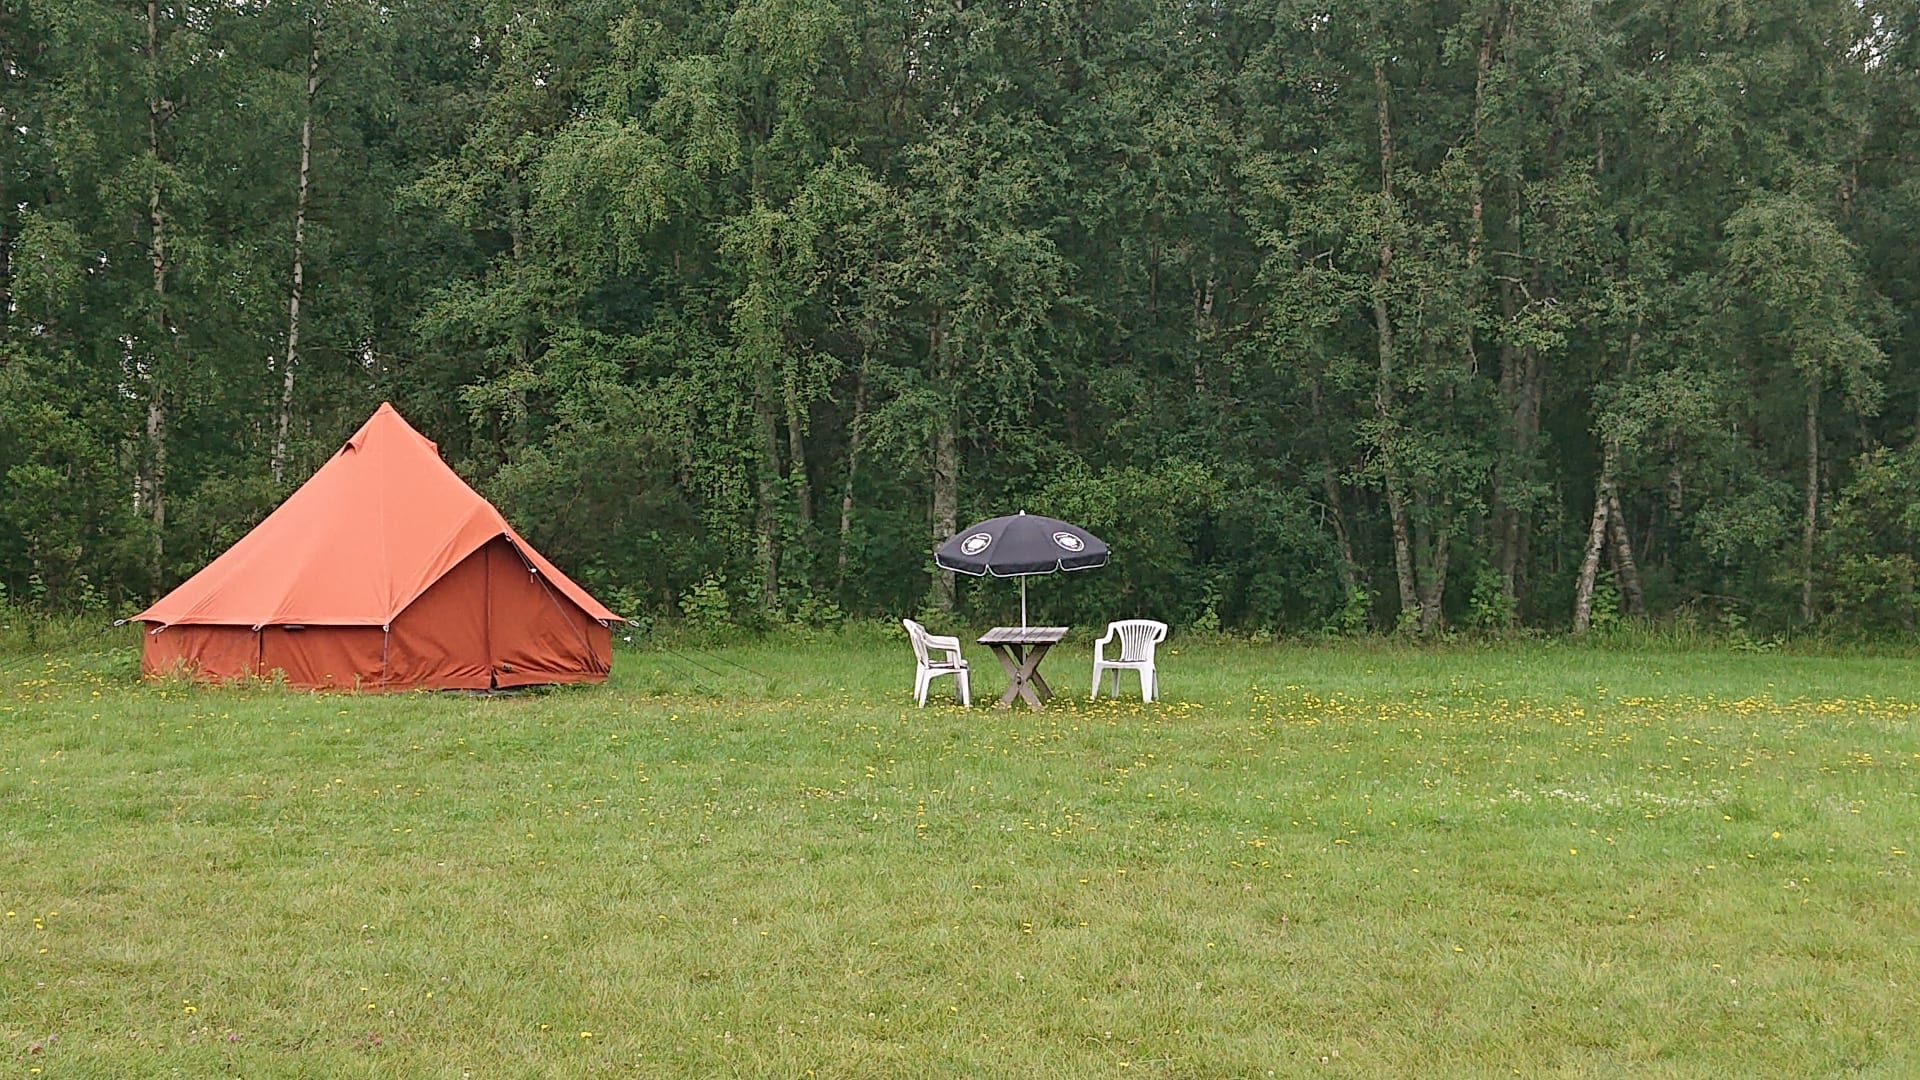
[{"left": 135, "top": 403, "right": 620, "bottom": 690}]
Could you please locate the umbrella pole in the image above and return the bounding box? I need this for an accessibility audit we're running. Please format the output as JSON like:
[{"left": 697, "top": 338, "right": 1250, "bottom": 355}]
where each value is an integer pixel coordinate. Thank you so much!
[{"left": 1020, "top": 577, "right": 1028, "bottom": 628}]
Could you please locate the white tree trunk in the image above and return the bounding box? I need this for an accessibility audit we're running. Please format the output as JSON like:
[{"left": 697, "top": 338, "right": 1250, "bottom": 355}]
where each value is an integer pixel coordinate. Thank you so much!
[
  {"left": 143, "top": 0, "right": 170, "bottom": 568},
  {"left": 1801, "top": 369, "right": 1820, "bottom": 623},
  {"left": 275, "top": 13, "right": 319, "bottom": 485},
  {"left": 1573, "top": 447, "right": 1616, "bottom": 635},
  {"left": 836, "top": 357, "right": 868, "bottom": 587}
]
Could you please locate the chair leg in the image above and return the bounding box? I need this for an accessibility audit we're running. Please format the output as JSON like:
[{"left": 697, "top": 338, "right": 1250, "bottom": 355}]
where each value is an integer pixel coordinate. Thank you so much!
[
  {"left": 958, "top": 670, "right": 970, "bottom": 707},
  {"left": 1143, "top": 666, "right": 1155, "bottom": 703},
  {"left": 915, "top": 668, "right": 928, "bottom": 707},
  {"left": 1090, "top": 664, "right": 1102, "bottom": 699}
]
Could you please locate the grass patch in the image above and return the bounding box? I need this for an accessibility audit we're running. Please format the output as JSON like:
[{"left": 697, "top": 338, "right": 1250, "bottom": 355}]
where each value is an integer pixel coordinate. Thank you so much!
[{"left": 3, "top": 627, "right": 1918, "bottom": 1076}]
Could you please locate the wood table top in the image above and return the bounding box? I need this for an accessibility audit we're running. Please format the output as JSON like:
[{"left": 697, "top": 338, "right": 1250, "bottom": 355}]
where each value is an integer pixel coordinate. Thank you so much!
[{"left": 977, "top": 626, "right": 1069, "bottom": 645}]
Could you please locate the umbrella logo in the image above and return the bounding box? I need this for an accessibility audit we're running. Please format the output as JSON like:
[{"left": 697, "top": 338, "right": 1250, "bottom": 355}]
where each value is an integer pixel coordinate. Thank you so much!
[
  {"left": 1052, "top": 532, "right": 1085, "bottom": 552},
  {"left": 960, "top": 533, "right": 993, "bottom": 556}
]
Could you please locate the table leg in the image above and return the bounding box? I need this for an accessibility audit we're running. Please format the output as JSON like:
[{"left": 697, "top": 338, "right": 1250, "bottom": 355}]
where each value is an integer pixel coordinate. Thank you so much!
[
  {"left": 1022, "top": 642, "right": 1055, "bottom": 703},
  {"left": 1007, "top": 643, "right": 1054, "bottom": 710},
  {"left": 984, "top": 641, "right": 1058, "bottom": 710},
  {"left": 987, "top": 644, "right": 1026, "bottom": 709}
]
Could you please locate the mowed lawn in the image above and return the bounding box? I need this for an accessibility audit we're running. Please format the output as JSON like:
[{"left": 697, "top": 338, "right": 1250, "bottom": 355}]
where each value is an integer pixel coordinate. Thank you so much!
[{"left": 3, "top": 628, "right": 1917, "bottom": 1078}]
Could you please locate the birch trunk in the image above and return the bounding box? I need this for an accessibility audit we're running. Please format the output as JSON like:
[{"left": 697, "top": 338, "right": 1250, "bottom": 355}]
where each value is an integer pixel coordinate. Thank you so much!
[
  {"left": 1471, "top": 9, "right": 1528, "bottom": 627},
  {"left": 1384, "top": 476, "right": 1418, "bottom": 623},
  {"left": 143, "top": 0, "right": 170, "bottom": 569},
  {"left": 755, "top": 391, "right": 782, "bottom": 610},
  {"left": 1496, "top": 195, "right": 1524, "bottom": 601},
  {"left": 930, "top": 414, "right": 958, "bottom": 614},
  {"left": 1573, "top": 446, "right": 1616, "bottom": 635},
  {"left": 1606, "top": 490, "right": 1646, "bottom": 616},
  {"left": 1323, "top": 469, "right": 1359, "bottom": 596},
  {"left": 928, "top": 318, "right": 957, "bottom": 613},
  {"left": 1309, "top": 378, "right": 1361, "bottom": 599},
  {"left": 274, "top": 14, "right": 318, "bottom": 486},
  {"left": 836, "top": 356, "right": 868, "bottom": 587},
  {"left": 1192, "top": 253, "right": 1215, "bottom": 397},
  {"left": 784, "top": 367, "right": 813, "bottom": 530},
  {"left": 0, "top": 182, "right": 9, "bottom": 331},
  {"left": 1802, "top": 368, "right": 1820, "bottom": 623},
  {"left": 1418, "top": 499, "right": 1452, "bottom": 634},
  {"left": 1372, "top": 62, "right": 1418, "bottom": 626}
]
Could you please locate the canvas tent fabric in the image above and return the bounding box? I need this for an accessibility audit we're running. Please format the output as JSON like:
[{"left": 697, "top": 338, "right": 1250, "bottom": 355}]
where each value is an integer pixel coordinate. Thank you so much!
[{"left": 135, "top": 402, "right": 619, "bottom": 690}]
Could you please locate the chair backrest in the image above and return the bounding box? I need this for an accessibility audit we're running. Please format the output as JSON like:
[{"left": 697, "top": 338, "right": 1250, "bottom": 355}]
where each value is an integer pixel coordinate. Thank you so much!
[
  {"left": 1110, "top": 619, "right": 1168, "bottom": 662},
  {"left": 901, "top": 618, "right": 932, "bottom": 665}
]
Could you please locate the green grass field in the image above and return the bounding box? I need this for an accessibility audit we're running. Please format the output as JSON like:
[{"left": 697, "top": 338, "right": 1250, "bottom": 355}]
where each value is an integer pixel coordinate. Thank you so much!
[{"left": 3, "top": 626, "right": 1917, "bottom": 1077}]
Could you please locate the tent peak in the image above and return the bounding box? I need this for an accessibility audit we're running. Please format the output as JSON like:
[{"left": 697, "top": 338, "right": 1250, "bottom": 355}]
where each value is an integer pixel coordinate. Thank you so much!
[{"left": 345, "top": 401, "right": 437, "bottom": 454}]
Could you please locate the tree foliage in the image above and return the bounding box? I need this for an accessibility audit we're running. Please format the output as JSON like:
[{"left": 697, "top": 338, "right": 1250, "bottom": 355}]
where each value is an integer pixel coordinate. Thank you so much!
[{"left": 2, "top": 0, "right": 1915, "bottom": 636}]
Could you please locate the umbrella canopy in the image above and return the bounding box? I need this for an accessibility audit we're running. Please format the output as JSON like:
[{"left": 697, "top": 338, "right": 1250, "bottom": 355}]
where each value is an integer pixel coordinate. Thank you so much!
[
  {"left": 935, "top": 512, "right": 1110, "bottom": 577},
  {"left": 934, "top": 512, "right": 1109, "bottom": 625}
]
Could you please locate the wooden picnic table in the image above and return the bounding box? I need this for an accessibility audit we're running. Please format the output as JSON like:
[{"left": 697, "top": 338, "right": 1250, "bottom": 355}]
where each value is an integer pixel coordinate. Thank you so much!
[{"left": 977, "top": 626, "right": 1068, "bottom": 710}]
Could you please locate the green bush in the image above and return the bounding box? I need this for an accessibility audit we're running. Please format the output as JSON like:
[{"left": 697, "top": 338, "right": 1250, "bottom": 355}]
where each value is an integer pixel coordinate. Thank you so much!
[
  {"left": 679, "top": 572, "right": 734, "bottom": 630},
  {"left": 1822, "top": 446, "right": 1920, "bottom": 634}
]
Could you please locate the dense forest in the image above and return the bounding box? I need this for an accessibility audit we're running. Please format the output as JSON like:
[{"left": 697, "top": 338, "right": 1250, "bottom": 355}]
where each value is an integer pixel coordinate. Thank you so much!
[{"left": 1, "top": 0, "right": 1916, "bottom": 636}]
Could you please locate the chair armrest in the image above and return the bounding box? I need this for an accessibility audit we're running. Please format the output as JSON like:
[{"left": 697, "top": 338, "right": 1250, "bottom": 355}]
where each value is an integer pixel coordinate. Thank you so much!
[
  {"left": 923, "top": 633, "right": 963, "bottom": 659},
  {"left": 1092, "top": 627, "right": 1114, "bottom": 662}
]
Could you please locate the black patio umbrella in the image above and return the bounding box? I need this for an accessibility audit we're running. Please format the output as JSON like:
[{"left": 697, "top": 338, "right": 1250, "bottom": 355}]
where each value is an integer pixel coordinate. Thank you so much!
[{"left": 934, "top": 511, "right": 1110, "bottom": 627}]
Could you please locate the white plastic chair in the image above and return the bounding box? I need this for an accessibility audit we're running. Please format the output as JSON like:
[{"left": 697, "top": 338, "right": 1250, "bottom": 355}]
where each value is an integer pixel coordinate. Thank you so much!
[
  {"left": 1091, "top": 619, "right": 1167, "bottom": 702},
  {"left": 902, "top": 618, "right": 971, "bottom": 707}
]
